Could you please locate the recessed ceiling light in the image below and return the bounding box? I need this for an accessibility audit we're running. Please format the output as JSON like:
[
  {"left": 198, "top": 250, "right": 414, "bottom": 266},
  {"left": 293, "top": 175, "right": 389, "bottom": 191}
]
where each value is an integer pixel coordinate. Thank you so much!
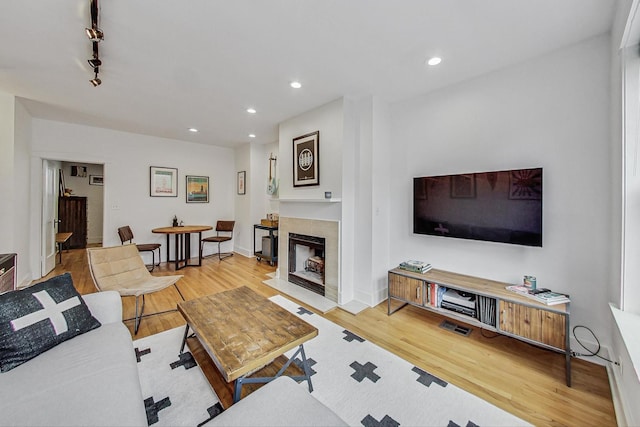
[
  {"left": 249, "top": 134, "right": 256, "bottom": 138},
  {"left": 427, "top": 57, "right": 442, "bottom": 66},
  {"left": 188, "top": 128, "right": 198, "bottom": 133},
  {"left": 247, "top": 108, "right": 257, "bottom": 114},
  {"left": 290, "top": 81, "right": 302, "bottom": 89}
]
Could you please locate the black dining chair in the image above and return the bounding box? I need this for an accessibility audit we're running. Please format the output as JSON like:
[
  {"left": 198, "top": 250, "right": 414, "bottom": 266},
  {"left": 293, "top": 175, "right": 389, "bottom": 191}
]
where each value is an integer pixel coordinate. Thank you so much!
[
  {"left": 117, "top": 225, "right": 161, "bottom": 271},
  {"left": 201, "top": 220, "right": 235, "bottom": 261}
]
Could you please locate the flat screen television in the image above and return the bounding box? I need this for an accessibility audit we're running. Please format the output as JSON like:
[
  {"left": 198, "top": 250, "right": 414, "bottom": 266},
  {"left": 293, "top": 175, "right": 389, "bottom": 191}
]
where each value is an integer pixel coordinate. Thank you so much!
[{"left": 413, "top": 168, "right": 542, "bottom": 247}]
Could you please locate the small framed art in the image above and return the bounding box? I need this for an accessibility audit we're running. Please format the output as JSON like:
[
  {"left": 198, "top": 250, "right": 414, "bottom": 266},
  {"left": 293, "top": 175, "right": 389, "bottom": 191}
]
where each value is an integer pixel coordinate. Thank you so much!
[
  {"left": 150, "top": 166, "right": 178, "bottom": 197},
  {"left": 293, "top": 131, "right": 319, "bottom": 187},
  {"left": 186, "top": 175, "right": 209, "bottom": 203},
  {"left": 450, "top": 174, "right": 476, "bottom": 198},
  {"left": 89, "top": 175, "right": 103, "bottom": 186},
  {"left": 237, "top": 171, "right": 246, "bottom": 195}
]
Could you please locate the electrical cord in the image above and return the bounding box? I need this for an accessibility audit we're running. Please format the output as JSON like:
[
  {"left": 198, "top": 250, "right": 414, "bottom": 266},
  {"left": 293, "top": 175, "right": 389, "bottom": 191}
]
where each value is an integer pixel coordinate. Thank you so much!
[
  {"left": 480, "top": 328, "right": 500, "bottom": 339},
  {"left": 572, "top": 325, "right": 618, "bottom": 365}
]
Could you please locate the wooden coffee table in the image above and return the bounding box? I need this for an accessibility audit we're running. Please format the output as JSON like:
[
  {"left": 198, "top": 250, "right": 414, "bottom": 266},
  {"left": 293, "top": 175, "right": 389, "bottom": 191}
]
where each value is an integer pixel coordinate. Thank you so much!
[{"left": 177, "top": 286, "right": 318, "bottom": 407}]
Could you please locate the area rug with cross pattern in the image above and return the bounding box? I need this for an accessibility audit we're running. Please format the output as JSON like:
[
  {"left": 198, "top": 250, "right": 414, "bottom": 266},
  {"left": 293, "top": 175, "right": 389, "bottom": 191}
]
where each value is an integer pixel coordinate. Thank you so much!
[{"left": 133, "top": 294, "right": 530, "bottom": 426}]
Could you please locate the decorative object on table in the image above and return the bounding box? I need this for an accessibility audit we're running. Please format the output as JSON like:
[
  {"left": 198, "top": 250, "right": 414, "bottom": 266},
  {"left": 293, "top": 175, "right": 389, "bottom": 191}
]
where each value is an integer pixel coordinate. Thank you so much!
[
  {"left": 237, "top": 170, "right": 246, "bottom": 195},
  {"left": 150, "top": 166, "right": 178, "bottom": 197},
  {"left": 267, "top": 153, "right": 278, "bottom": 195},
  {"left": 89, "top": 175, "right": 103, "bottom": 185},
  {"left": 523, "top": 275, "right": 537, "bottom": 289},
  {"left": 186, "top": 175, "right": 209, "bottom": 203},
  {"left": 0, "top": 272, "right": 101, "bottom": 372},
  {"left": 172, "top": 215, "right": 178, "bottom": 227},
  {"left": 505, "top": 285, "right": 570, "bottom": 305},
  {"left": 293, "top": 130, "right": 319, "bottom": 187},
  {"left": 260, "top": 213, "right": 279, "bottom": 227},
  {"left": 398, "top": 260, "right": 432, "bottom": 273},
  {"left": 325, "top": 191, "right": 332, "bottom": 199}
]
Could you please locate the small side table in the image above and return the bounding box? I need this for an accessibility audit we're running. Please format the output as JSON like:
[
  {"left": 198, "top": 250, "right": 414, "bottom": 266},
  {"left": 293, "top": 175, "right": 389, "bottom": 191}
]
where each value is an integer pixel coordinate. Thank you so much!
[
  {"left": 253, "top": 224, "right": 278, "bottom": 266},
  {"left": 55, "top": 232, "right": 73, "bottom": 264}
]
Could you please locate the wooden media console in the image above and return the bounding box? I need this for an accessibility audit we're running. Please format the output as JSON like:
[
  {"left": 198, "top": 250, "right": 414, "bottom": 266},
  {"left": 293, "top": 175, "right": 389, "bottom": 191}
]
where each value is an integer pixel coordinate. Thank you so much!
[{"left": 387, "top": 267, "right": 571, "bottom": 386}]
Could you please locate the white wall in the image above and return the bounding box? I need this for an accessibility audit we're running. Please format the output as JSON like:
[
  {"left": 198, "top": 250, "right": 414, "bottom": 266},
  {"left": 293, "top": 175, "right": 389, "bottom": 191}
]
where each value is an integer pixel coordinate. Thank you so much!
[
  {"left": 390, "top": 35, "right": 612, "bottom": 351},
  {"left": 0, "top": 93, "right": 16, "bottom": 255},
  {"left": 277, "top": 98, "right": 345, "bottom": 296},
  {"left": 0, "top": 94, "right": 32, "bottom": 286},
  {"left": 234, "top": 143, "right": 252, "bottom": 256},
  {"left": 29, "top": 119, "right": 235, "bottom": 273},
  {"left": 13, "top": 100, "right": 32, "bottom": 286},
  {"left": 233, "top": 141, "right": 279, "bottom": 257}
]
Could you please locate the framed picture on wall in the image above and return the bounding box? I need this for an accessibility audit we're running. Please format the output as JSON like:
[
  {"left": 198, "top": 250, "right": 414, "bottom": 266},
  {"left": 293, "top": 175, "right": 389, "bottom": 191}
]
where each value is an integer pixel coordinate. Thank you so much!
[
  {"left": 450, "top": 174, "right": 476, "bottom": 198},
  {"left": 293, "top": 131, "right": 319, "bottom": 187},
  {"left": 89, "top": 175, "right": 103, "bottom": 186},
  {"left": 150, "top": 166, "right": 178, "bottom": 197},
  {"left": 237, "top": 171, "right": 246, "bottom": 195},
  {"left": 186, "top": 175, "right": 209, "bottom": 203}
]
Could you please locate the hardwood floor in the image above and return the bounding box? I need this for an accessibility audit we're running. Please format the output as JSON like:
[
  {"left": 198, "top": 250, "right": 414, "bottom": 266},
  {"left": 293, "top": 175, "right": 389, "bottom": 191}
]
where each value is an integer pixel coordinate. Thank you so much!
[{"left": 45, "top": 248, "right": 616, "bottom": 426}]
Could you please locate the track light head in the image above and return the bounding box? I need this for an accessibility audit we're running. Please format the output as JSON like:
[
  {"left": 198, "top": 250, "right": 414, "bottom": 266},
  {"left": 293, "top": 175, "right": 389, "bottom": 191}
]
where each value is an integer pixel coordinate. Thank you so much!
[
  {"left": 90, "top": 73, "right": 101, "bottom": 87},
  {"left": 87, "top": 58, "right": 102, "bottom": 68},
  {"left": 85, "top": 27, "right": 103, "bottom": 42}
]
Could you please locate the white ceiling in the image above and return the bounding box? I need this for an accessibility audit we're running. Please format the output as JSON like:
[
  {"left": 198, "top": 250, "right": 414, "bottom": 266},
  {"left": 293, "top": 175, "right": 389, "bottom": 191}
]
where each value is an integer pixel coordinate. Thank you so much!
[{"left": 0, "top": 1, "right": 616, "bottom": 148}]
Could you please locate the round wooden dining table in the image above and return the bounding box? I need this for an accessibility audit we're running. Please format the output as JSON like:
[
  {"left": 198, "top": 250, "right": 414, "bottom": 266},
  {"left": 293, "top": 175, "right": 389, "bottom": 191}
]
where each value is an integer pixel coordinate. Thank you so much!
[{"left": 152, "top": 225, "right": 212, "bottom": 270}]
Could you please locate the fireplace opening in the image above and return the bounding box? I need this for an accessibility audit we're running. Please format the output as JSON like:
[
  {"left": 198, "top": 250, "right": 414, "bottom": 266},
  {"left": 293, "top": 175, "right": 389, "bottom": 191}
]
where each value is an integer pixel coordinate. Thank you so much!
[{"left": 288, "top": 233, "right": 325, "bottom": 296}]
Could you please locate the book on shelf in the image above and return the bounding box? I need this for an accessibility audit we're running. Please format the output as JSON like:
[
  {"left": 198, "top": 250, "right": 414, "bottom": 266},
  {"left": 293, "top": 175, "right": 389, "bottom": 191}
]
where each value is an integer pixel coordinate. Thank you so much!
[
  {"left": 398, "top": 260, "right": 432, "bottom": 273},
  {"left": 505, "top": 285, "right": 570, "bottom": 305}
]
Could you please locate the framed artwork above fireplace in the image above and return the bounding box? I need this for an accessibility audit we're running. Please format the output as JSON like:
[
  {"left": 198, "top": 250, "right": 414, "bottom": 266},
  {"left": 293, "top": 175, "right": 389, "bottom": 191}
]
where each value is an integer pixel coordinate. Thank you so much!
[{"left": 293, "top": 131, "right": 319, "bottom": 187}]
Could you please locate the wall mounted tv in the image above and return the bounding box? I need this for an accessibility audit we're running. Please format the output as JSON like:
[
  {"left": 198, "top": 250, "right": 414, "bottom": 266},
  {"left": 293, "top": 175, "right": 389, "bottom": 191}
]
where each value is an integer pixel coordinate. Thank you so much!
[{"left": 413, "top": 168, "right": 542, "bottom": 247}]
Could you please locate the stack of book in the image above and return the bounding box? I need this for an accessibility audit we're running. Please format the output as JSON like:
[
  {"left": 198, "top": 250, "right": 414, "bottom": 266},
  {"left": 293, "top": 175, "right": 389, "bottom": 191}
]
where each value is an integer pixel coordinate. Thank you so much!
[
  {"left": 505, "top": 285, "right": 570, "bottom": 305},
  {"left": 398, "top": 260, "right": 432, "bottom": 273}
]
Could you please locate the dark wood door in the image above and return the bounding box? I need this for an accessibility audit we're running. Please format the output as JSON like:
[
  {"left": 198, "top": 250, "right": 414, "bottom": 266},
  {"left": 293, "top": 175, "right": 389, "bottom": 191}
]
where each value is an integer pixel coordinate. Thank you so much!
[{"left": 58, "top": 196, "right": 87, "bottom": 249}]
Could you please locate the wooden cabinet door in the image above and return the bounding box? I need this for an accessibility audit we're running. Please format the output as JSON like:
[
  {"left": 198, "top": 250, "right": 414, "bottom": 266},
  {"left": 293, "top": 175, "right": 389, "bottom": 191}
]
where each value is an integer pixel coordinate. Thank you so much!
[
  {"left": 58, "top": 197, "right": 87, "bottom": 249},
  {"left": 388, "top": 273, "right": 424, "bottom": 305},
  {"left": 499, "top": 301, "right": 566, "bottom": 350}
]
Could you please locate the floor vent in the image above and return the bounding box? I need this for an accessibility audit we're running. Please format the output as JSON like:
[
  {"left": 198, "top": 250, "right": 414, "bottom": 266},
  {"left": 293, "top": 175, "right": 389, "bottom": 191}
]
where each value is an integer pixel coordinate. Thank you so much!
[{"left": 439, "top": 320, "right": 472, "bottom": 336}]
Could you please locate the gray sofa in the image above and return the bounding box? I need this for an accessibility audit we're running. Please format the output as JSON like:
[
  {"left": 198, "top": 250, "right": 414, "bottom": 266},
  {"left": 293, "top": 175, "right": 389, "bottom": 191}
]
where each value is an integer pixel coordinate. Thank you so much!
[
  {"left": 205, "top": 376, "right": 347, "bottom": 426},
  {"left": 0, "top": 291, "right": 147, "bottom": 427}
]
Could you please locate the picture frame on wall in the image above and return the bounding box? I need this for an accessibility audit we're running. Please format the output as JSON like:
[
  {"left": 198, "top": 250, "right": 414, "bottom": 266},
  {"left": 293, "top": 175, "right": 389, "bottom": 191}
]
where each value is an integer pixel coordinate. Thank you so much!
[
  {"left": 150, "top": 166, "right": 178, "bottom": 197},
  {"left": 186, "top": 175, "right": 209, "bottom": 203},
  {"left": 237, "top": 171, "right": 246, "bottom": 195},
  {"left": 509, "top": 168, "right": 542, "bottom": 200},
  {"left": 293, "top": 130, "right": 319, "bottom": 187},
  {"left": 89, "top": 175, "right": 103, "bottom": 186},
  {"left": 450, "top": 174, "right": 476, "bottom": 198}
]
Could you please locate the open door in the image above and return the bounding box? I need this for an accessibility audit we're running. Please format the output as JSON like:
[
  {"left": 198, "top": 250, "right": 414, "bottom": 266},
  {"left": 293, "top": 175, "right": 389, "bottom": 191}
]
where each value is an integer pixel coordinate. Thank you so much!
[{"left": 41, "top": 160, "right": 58, "bottom": 276}]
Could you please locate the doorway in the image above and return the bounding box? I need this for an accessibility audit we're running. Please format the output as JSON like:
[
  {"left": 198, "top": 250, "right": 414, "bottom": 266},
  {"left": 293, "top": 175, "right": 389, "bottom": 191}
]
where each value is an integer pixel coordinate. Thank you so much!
[{"left": 41, "top": 160, "right": 104, "bottom": 277}]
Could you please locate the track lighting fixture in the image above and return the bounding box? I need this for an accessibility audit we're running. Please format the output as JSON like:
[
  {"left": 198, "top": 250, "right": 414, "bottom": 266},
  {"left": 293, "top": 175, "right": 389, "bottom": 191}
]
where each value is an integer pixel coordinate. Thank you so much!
[
  {"left": 87, "top": 57, "right": 102, "bottom": 68},
  {"left": 85, "top": 27, "right": 103, "bottom": 42},
  {"left": 86, "top": 0, "right": 103, "bottom": 86},
  {"left": 90, "top": 73, "right": 101, "bottom": 87}
]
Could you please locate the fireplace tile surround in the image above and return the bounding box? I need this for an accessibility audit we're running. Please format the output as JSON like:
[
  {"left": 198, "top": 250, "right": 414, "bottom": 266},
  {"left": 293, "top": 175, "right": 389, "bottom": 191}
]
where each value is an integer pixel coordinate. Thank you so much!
[{"left": 277, "top": 217, "right": 339, "bottom": 303}]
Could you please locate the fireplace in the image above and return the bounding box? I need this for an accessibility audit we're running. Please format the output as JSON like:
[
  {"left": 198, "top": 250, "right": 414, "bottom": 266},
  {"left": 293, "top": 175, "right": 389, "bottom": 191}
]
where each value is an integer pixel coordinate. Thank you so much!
[
  {"left": 288, "top": 233, "right": 326, "bottom": 296},
  {"left": 278, "top": 217, "right": 339, "bottom": 303}
]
